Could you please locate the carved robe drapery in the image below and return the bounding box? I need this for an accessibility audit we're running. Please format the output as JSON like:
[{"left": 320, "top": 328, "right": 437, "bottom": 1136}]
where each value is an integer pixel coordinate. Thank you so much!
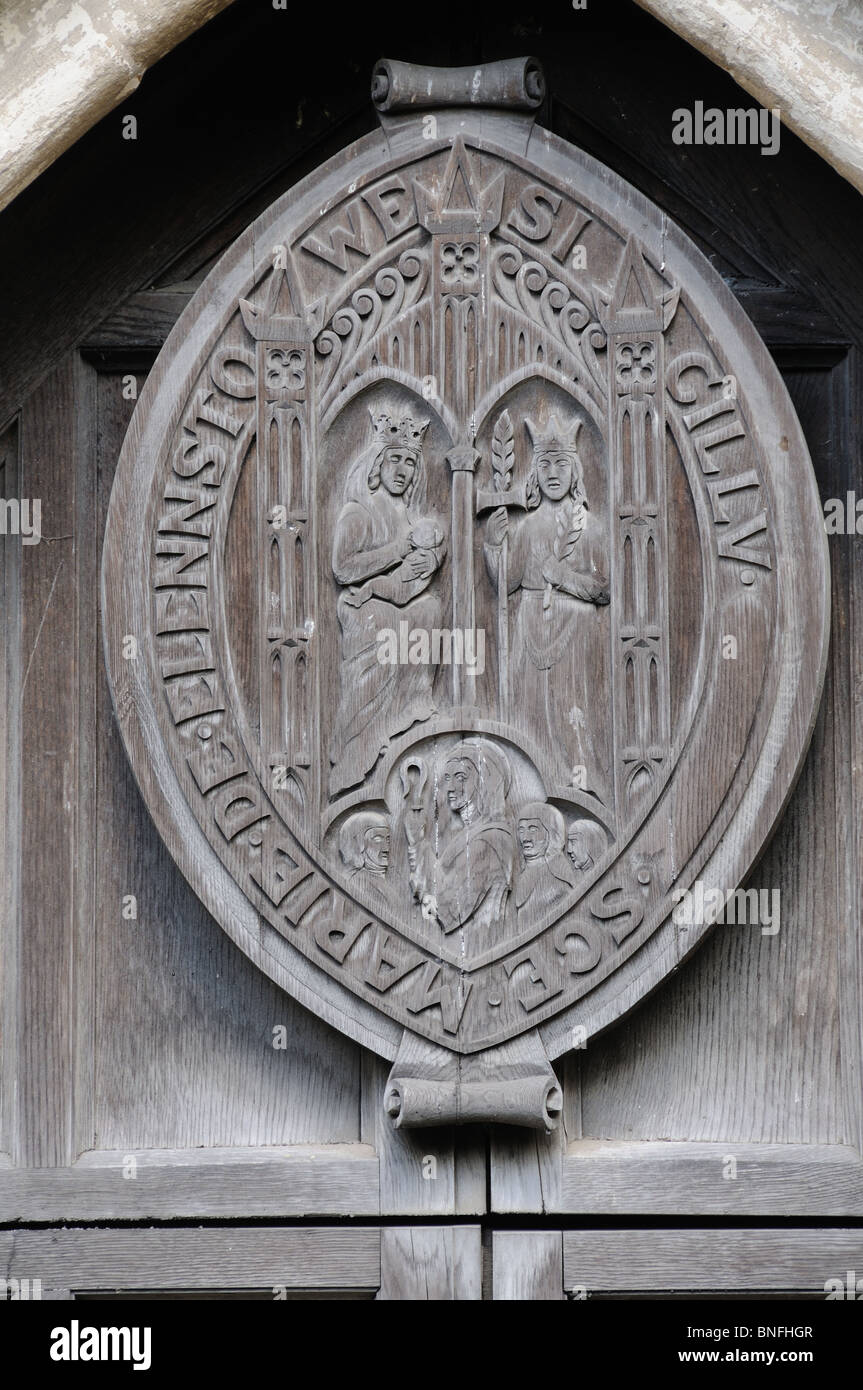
[
  {"left": 433, "top": 818, "right": 514, "bottom": 936},
  {"left": 514, "top": 850, "right": 577, "bottom": 915},
  {"left": 485, "top": 499, "right": 610, "bottom": 802},
  {"left": 329, "top": 454, "right": 441, "bottom": 797}
]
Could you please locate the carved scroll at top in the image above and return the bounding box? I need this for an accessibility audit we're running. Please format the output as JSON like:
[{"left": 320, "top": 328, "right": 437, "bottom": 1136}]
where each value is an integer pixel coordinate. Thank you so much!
[{"left": 372, "top": 57, "right": 545, "bottom": 113}]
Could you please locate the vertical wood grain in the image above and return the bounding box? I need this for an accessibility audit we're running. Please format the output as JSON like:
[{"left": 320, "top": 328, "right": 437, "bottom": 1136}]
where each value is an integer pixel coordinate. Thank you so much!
[
  {"left": 72, "top": 357, "right": 98, "bottom": 1158},
  {"left": 93, "top": 364, "right": 363, "bottom": 1150},
  {"left": 492, "top": 1231, "right": 564, "bottom": 1300},
  {"left": 837, "top": 346, "right": 863, "bottom": 1155},
  {"left": 490, "top": 1120, "right": 563, "bottom": 1214},
  {"left": 377, "top": 1226, "right": 482, "bottom": 1300},
  {"left": 0, "top": 420, "right": 21, "bottom": 1160},
  {"left": 574, "top": 354, "right": 846, "bottom": 1151},
  {"left": 785, "top": 349, "right": 861, "bottom": 1160},
  {"left": 17, "top": 360, "right": 78, "bottom": 1166},
  {"left": 361, "top": 1052, "right": 486, "bottom": 1215}
]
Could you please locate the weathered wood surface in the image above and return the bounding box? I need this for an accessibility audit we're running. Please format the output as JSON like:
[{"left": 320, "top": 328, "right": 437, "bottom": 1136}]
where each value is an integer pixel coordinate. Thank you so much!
[
  {"left": 362, "top": 1053, "right": 485, "bottom": 1216},
  {"left": 83, "top": 292, "right": 192, "bottom": 350},
  {"left": 0, "top": 0, "right": 861, "bottom": 1259},
  {"left": 574, "top": 364, "right": 843, "bottom": 1142},
  {"left": 94, "top": 365, "right": 368, "bottom": 1151},
  {"left": 490, "top": 1116, "right": 564, "bottom": 1214},
  {"left": 377, "top": 1226, "right": 481, "bottom": 1300},
  {"left": 558, "top": 1142, "right": 863, "bottom": 1216},
  {"left": 0, "top": 422, "right": 19, "bottom": 1162},
  {"left": 0, "top": 1227, "right": 381, "bottom": 1293},
  {"left": 0, "top": 1147, "right": 381, "bottom": 1222},
  {"left": 79, "top": 287, "right": 846, "bottom": 360},
  {"left": 16, "top": 360, "right": 82, "bottom": 1167},
  {"left": 384, "top": 1030, "right": 562, "bottom": 1131},
  {"left": 490, "top": 348, "right": 863, "bottom": 1215},
  {"left": 563, "top": 1228, "right": 863, "bottom": 1293},
  {"left": 492, "top": 1232, "right": 564, "bottom": 1300}
]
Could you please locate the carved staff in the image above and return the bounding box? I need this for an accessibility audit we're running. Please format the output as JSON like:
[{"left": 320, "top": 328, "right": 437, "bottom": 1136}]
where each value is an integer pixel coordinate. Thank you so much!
[
  {"left": 401, "top": 756, "right": 427, "bottom": 828},
  {"left": 446, "top": 444, "right": 480, "bottom": 708},
  {"left": 401, "top": 755, "right": 429, "bottom": 902},
  {"left": 476, "top": 409, "right": 524, "bottom": 721}
]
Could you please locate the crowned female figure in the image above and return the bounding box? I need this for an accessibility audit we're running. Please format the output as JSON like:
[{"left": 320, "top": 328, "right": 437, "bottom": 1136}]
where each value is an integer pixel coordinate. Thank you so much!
[
  {"left": 484, "top": 416, "right": 610, "bottom": 803},
  {"left": 329, "top": 409, "right": 445, "bottom": 798}
]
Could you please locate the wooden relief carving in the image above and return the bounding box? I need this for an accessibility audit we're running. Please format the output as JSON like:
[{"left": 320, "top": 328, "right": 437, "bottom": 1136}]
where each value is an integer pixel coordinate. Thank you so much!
[{"left": 103, "top": 57, "right": 829, "bottom": 1129}]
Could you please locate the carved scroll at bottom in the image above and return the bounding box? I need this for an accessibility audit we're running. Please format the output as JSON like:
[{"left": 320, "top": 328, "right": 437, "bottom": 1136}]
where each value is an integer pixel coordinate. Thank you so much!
[{"left": 383, "top": 1030, "right": 562, "bottom": 1131}]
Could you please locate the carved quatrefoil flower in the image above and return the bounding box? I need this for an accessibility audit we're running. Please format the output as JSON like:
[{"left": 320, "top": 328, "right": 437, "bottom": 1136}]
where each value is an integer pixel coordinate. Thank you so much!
[
  {"left": 441, "top": 241, "right": 479, "bottom": 285},
  {"left": 615, "top": 341, "right": 656, "bottom": 389}
]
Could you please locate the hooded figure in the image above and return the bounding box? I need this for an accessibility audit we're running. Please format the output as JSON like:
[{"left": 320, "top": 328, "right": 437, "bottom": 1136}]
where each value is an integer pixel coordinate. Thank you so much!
[
  {"left": 412, "top": 738, "right": 515, "bottom": 941},
  {"left": 338, "top": 811, "right": 391, "bottom": 880},
  {"left": 329, "top": 410, "right": 445, "bottom": 797},
  {"left": 566, "top": 818, "right": 608, "bottom": 875},
  {"left": 515, "top": 801, "right": 578, "bottom": 916}
]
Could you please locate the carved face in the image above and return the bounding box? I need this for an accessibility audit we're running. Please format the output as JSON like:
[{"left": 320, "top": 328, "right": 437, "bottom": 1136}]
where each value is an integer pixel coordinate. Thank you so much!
[
  {"left": 363, "top": 823, "right": 390, "bottom": 871},
  {"left": 379, "top": 447, "right": 418, "bottom": 496},
  {"left": 518, "top": 817, "right": 549, "bottom": 862},
  {"left": 535, "top": 451, "right": 573, "bottom": 500},
  {"left": 444, "top": 757, "right": 479, "bottom": 813},
  {"left": 567, "top": 827, "right": 592, "bottom": 871}
]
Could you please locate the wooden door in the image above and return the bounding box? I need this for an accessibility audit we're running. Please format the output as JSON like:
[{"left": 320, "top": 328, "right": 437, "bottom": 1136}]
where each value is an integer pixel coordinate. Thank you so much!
[{"left": 1, "top": 0, "right": 861, "bottom": 1299}]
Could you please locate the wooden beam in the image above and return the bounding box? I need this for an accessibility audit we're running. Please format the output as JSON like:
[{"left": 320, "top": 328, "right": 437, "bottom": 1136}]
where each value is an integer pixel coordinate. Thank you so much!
[
  {"left": 564, "top": 1227, "right": 863, "bottom": 1293},
  {"left": 0, "top": 1147, "right": 380, "bottom": 1221},
  {"left": 0, "top": 1226, "right": 381, "bottom": 1293}
]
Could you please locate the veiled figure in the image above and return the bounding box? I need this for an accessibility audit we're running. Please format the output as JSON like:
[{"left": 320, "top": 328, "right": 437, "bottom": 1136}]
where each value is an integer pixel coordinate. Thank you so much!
[
  {"left": 485, "top": 415, "right": 610, "bottom": 801},
  {"left": 515, "top": 801, "right": 577, "bottom": 917},
  {"left": 410, "top": 739, "right": 515, "bottom": 939},
  {"left": 567, "top": 818, "right": 608, "bottom": 875},
  {"left": 338, "top": 810, "right": 391, "bottom": 881},
  {"left": 329, "top": 411, "right": 444, "bottom": 797}
]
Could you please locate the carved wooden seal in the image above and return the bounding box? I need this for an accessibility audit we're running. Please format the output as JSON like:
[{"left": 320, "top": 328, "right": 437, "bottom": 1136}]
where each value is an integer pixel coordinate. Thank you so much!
[{"left": 102, "top": 58, "right": 829, "bottom": 1126}]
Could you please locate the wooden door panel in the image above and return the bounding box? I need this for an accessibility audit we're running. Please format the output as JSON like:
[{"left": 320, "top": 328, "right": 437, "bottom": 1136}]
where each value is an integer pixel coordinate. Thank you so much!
[
  {"left": 0, "top": 1225, "right": 483, "bottom": 1300},
  {"left": 493, "top": 1229, "right": 863, "bottom": 1299},
  {"left": 562, "top": 1230, "right": 863, "bottom": 1300},
  {"left": 12, "top": 358, "right": 88, "bottom": 1169},
  {"left": 1, "top": 3, "right": 861, "bottom": 1264}
]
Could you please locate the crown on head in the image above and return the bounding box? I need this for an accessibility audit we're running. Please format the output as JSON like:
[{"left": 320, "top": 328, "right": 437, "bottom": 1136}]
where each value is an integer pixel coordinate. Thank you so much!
[
  {"left": 370, "top": 410, "right": 430, "bottom": 450},
  {"left": 525, "top": 415, "right": 582, "bottom": 455}
]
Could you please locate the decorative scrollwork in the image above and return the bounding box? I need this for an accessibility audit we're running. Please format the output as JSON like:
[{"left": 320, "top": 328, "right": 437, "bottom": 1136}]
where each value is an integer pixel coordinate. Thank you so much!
[
  {"left": 492, "top": 243, "right": 607, "bottom": 394},
  {"left": 315, "top": 248, "right": 429, "bottom": 401}
]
